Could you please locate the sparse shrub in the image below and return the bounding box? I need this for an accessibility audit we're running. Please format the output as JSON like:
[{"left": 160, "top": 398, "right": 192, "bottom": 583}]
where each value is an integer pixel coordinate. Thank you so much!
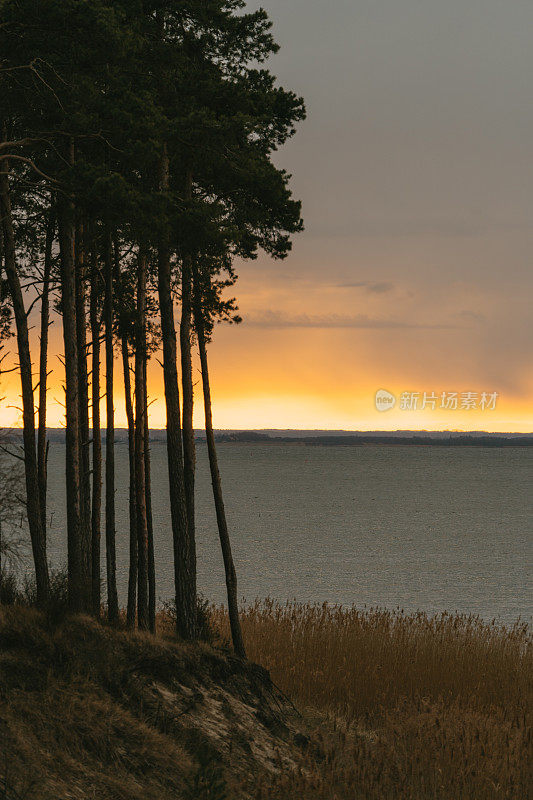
[
  {"left": 0, "top": 442, "right": 26, "bottom": 568},
  {"left": 161, "top": 594, "right": 220, "bottom": 645},
  {"left": 0, "top": 568, "right": 22, "bottom": 606},
  {"left": 0, "top": 565, "right": 71, "bottom": 623},
  {"left": 22, "top": 567, "right": 69, "bottom": 623},
  {"left": 196, "top": 595, "right": 219, "bottom": 645}
]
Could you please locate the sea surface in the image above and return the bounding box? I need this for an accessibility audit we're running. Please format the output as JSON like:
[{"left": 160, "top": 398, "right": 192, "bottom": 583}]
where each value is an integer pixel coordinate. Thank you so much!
[{"left": 42, "top": 443, "right": 532, "bottom": 625}]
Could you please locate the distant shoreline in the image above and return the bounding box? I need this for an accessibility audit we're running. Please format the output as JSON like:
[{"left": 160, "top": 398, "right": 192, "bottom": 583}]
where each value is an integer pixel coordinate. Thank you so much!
[
  {"left": 211, "top": 433, "right": 533, "bottom": 447},
  {"left": 3, "top": 428, "right": 531, "bottom": 447}
]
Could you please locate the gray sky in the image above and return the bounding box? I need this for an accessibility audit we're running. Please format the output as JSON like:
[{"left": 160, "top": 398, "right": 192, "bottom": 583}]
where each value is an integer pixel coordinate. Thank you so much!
[{"left": 199, "top": 0, "right": 532, "bottom": 430}]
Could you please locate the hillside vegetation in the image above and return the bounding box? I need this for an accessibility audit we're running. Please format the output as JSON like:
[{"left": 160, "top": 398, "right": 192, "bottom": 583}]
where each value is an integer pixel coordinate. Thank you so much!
[
  {"left": 213, "top": 601, "right": 532, "bottom": 799},
  {"left": 0, "top": 602, "right": 530, "bottom": 799},
  {"left": 0, "top": 606, "right": 302, "bottom": 800}
]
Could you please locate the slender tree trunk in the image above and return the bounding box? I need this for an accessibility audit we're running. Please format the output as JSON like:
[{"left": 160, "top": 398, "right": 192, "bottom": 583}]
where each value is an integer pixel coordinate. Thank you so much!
[
  {"left": 122, "top": 338, "right": 137, "bottom": 627},
  {"left": 193, "top": 277, "right": 246, "bottom": 658},
  {"left": 180, "top": 254, "right": 195, "bottom": 546},
  {"left": 157, "top": 146, "right": 196, "bottom": 639},
  {"left": 180, "top": 168, "right": 195, "bottom": 544},
  {"left": 114, "top": 241, "right": 137, "bottom": 628},
  {"left": 56, "top": 139, "right": 85, "bottom": 612},
  {"left": 144, "top": 373, "right": 156, "bottom": 633},
  {"left": 0, "top": 159, "right": 49, "bottom": 608},
  {"left": 37, "top": 205, "right": 54, "bottom": 539},
  {"left": 104, "top": 228, "right": 119, "bottom": 623},
  {"left": 89, "top": 249, "right": 102, "bottom": 616},
  {"left": 75, "top": 220, "right": 92, "bottom": 602},
  {"left": 135, "top": 250, "right": 149, "bottom": 630}
]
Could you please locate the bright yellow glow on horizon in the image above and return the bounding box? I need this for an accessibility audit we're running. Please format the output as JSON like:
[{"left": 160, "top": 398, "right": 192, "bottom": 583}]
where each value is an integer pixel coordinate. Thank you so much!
[
  {"left": 1, "top": 262, "right": 531, "bottom": 434},
  {"left": 0, "top": 346, "right": 531, "bottom": 433}
]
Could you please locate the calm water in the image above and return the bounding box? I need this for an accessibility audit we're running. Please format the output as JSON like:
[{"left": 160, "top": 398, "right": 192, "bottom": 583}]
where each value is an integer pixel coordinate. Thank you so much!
[{"left": 43, "top": 443, "right": 532, "bottom": 624}]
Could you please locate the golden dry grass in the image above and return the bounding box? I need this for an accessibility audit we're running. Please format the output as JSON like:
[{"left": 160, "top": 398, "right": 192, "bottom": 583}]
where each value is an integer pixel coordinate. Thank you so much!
[
  {"left": 211, "top": 601, "right": 532, "bottom": 799},
  {"left": 0, "top": 601, "right": 530, "bottom": 799}
]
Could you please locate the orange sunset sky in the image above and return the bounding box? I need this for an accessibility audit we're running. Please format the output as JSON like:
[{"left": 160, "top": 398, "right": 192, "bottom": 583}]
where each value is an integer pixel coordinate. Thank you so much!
[{"left": 1, "top": 0, "right": 532, "bottom": 433}]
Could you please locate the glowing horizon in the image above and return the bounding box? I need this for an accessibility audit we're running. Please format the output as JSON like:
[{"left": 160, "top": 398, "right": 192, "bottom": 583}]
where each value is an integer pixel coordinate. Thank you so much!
[{"left": 0, "top": 313, "right": 531, "bottom": 433}]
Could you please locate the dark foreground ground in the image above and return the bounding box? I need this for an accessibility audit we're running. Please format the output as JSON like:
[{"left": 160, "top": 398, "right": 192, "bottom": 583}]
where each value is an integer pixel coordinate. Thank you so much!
[{"left": 0, "top": 602, "right": 530, "bottom": 799}]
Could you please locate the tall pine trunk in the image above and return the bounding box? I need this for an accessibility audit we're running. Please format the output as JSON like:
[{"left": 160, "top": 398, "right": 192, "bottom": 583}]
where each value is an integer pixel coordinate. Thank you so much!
[
  {"left": 114, "top": 241, "right": 137, "bottom": 628},
  {"left": 193, "top": 277, "right": 246, "bottom": 658},
  {"left": 75, "top": 221, "right": 91, "bottom": 601},
  {"left": 122, "top": 337, "right": 137, "bottom": 627},
  {"left": 180, "top": 254, "right": 195, "bottom": 545},
  {"left": 144, "top": 373, "right": 156, "bottom": 633},
  {"left": 89, "top": 248, "right": 102, "bottom": 616},
  {"left": 104, "top": 228, "right": 119, "bottom": 623},
  {"left": 0, "top": 157, "right": 49, "bottom": 608},
  {"left": 37, "top": 205, "right": 54, "bottom": 538},
  {"left": 157, "top": 146, "right": 196, "bottom": 639},
  {"left": 135, "top": 250, "right": 149, "bottom": 630},
  {"left": 56, "top": 140, "right": 85, "bottom": 611}
]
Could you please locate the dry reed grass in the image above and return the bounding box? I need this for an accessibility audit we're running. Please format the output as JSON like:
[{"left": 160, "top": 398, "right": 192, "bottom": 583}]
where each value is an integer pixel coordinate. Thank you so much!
[
  {"left": 211, "top": 601, "right": 532, "bottom": 799},
  {"left": 0, "top": 599, "right": 529, "bottom": 798}
]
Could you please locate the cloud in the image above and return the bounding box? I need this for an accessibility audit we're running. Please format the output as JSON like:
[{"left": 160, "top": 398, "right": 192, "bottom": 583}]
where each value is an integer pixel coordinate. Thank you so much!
[
  {"left": 244, "top": 311, "right": 457, "bottom": 330},
  {"left": 454, "top": 310, "right": 485, "bottom": 324},
  {"left": 337, "top": 281, "right": 395, "bottom": 294},
  {"left": 306, "top": 220, "right": 487, "bottom": 240}
]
